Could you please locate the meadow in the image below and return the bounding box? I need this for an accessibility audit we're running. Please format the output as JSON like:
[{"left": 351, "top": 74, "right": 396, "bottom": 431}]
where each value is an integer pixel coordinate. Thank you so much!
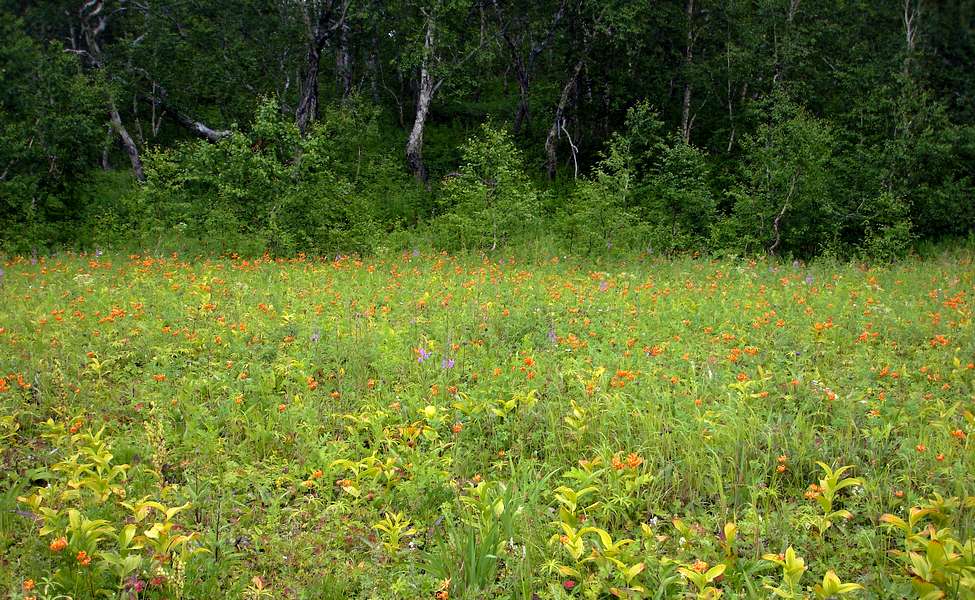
[{"left": 0, "top": 249, "right": 973, "bottom": 599}]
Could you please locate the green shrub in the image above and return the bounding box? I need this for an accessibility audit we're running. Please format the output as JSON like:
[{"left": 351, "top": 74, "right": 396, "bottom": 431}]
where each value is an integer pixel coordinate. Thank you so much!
[
  {"left": 559, "top": 132, "right": 639, "bottom": 254},
  {"left": 640, "top": 139, "right": 716, "bottom": 254},
  {"left": 136, "top": 97, "right": 411, "bottom": 256},
  {"left": 857, "top": 191, "right": 914, "bottom": 261},
  {"left": 722, "top": 93, "right": 836, "bottom": 258},
  {"left": 433, "top": 124, "right": 541, "bottom": 251}
]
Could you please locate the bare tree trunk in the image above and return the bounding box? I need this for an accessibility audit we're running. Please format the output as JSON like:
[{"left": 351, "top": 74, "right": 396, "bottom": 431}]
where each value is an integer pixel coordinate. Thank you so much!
[
  {"left": 492, "top": 0, "right": 565, "bottom": 136},
  {"left": 767, "top": 171, "right": 800, "bottom": 256},
  {"left": 296, "top": 39, "right": 325, "bottom": 133},
  {"left": 295, "top": 1, "right": 350, "bottom": 133},
  {"left": 336, "top": 22, "right": 353, "bottom": 99},
  {"left": 137, "top": 85, "right": 231, "bottom": 143},
  {"left": 902, "top": 0, "right": 920, "bottom": 76},
  {"left": 513, "top": 73, "right": 530, "bottom": 135},
  {"left": 406, "top": 21, "right": 441, "bottom": 182},
  {"left": 109, "top": 102, "right": 145, "bottom": 181},
  {"left": 79, "top": 1, "right": 145, "bottom": 182},
  {"left": 169, "top": 108, "right": 232, "bottom": 143},
  {"left": 680, "top": 0, "right": 694, "bottom": 144},
  {"left": 406, "top": 77, "right": 433, "bottom": 181},
  {"left": 101, "top": 124, "right": 112, "bottom": 170},
  {"left": 545, "top": 59, "right": 583, "bottom": 180}
]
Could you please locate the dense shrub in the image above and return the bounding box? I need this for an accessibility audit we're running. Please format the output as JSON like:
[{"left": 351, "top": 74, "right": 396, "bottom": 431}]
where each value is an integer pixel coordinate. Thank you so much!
[
  {"left": 721, "top": 94, "right": 837, "bottom": 258},
  {"left": 136, "top": 98, "right": 414, "bottom": 256},
  {"left": 559, "top": 131, "right": 639, "bottom": 253},
  {"left": 433, "top": 124, "right": 541, "bottom": 251},
  {"left": 0, "top": 15, "right": 105, "bottom": 253},
  {"left": 560, "top": 103, "right": 715, "bottom": 255},
  {"left": 640, "top": 140, "right": 716, "bottom": 253}
]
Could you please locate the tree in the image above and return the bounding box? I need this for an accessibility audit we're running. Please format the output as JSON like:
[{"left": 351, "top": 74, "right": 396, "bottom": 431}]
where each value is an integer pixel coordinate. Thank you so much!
[
  {"left": 490, "top": 0, "right": 566, "bottom": 135},
  {"left": 295, "top": 0, "right": 351, "bottom": 133},
  {"left": 0, "top": 14, "right": 104, "bottom": 249},
  {"left": 397, "top": 0, "right": 487, "bottom": 181},
  {"left": 76, "top": 0, "right": 145, "bottom": 181},
  {"left": 727, "top": 93, "right": 835, "bottom": 257}
]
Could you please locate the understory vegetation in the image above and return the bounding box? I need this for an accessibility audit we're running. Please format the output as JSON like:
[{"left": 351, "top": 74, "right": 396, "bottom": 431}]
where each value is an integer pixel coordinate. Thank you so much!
[
  {"left": 1, "top": 250, "right": 973, "bottom": 598},
  {"left": 2, "top": 2, "right": 974, "bottom": 260}
]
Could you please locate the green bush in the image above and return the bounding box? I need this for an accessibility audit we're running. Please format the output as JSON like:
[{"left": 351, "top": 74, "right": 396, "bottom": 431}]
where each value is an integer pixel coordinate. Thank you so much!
[
  {"left": 559, "top": 132, "right": 639, "bottom": 254},
  {"left": 433, "top": 124, "right": 541, "bottom": 251},
  {"left": 857, "top": 191, "right": 914, "bottom": 261},
  {"left": 640, "top": 139, "right": 716, "bottom": 254},
  {"left": 0, "top": 15, "right": 105, "bottom": 253},
  {"left": 722, "top": 93, "right": 836, "bottom": 258},
  {"left": 135, "top": 97, "right": 412, "bottom": 256}
]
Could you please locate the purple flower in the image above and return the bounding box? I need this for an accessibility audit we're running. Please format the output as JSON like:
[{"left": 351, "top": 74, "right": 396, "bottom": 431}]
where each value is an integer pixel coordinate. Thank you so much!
[
  {"left": 0, "top": 267, "right": 5, "bottom": 286},
  {"left": 599, "top": 280, "right": 609, "bottom": 292},
  {"left": 310, "top": 330, "right": 320, "bottom": 343},
  {"left": 441, "top": 357, "right": 455, "bottom": 369},
  {"left": 124, "top": 575, "right": 145, "bottom": 593},
  {"left": 412, "top": 248, "right": 420, "bottom": 257},
  {"left": 804, "top": 274, "right": 814, "bottom": 285},
  {"left": 95, "top": 248, "right": 103, "bottom": 258},
  {"left": 417, "top": 347, "right": 430, "bottom": 363},
  {"left": 547, "top": 326, "right": 557, "bottom": 344}
]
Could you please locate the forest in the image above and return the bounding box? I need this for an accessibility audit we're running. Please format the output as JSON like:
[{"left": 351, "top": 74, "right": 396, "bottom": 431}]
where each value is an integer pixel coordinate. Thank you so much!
[{"left": 1, "top": 0, "right": 973, "bottom": 257}]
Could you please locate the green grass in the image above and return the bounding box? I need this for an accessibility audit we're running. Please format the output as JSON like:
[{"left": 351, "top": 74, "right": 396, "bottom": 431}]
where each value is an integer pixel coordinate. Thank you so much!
[{"left": 0, "top": 249, "right": 973, "bottom": 599}]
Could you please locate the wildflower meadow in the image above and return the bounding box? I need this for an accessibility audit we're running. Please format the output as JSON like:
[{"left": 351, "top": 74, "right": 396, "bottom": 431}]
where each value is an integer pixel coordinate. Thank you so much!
[{"left": 1, "top": 249, "right": 973, "bottom": 599}]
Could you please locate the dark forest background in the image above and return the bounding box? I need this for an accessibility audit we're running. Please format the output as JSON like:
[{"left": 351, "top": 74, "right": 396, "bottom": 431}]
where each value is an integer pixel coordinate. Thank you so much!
[{"left": 1, "top": 0, "right": 973, "bottom": 259}]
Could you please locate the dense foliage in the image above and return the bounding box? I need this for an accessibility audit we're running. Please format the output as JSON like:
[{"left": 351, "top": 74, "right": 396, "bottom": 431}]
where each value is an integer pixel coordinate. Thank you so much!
[
  {"left": 1, "top": 250, "right": 974, "bottom": 598},
  {"left": 0, "top": 1, "right": 973, "bottom": 258}
]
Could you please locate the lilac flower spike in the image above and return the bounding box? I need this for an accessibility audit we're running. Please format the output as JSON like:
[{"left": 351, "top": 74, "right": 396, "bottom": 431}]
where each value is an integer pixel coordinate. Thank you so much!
[
  {"left": 417, "top": 347, "right": 430, "bottom": 363},
  {"left": 441, "top": 357, "right": 455, "bottom": 369}
]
